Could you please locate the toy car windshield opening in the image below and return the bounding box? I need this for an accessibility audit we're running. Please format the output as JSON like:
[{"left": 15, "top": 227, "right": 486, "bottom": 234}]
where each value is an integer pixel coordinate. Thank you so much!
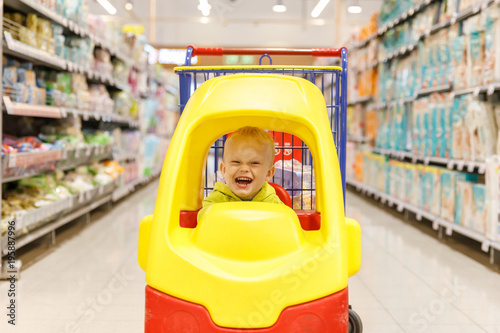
[{"left": 178, "top": 131, "right": 321, "bottom": 231}]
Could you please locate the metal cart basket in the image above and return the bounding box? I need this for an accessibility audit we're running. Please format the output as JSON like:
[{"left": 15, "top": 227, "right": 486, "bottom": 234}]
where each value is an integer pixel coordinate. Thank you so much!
[{"left": 175, "top": 46, "right": 348, "bottom": 209}]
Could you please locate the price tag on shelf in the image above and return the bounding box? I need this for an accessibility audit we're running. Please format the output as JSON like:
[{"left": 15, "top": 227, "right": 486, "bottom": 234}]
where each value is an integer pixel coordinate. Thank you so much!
[
  {"left": 450, "top": 92, "right": 455, "bottom": 100},
  {"left": 487, "top": 84, "right": 496, "bottom": 95},
  {"left": 478, "top": 164, "right": 486, "bottom": 174},
  {"left": 98, "top": 186, "right": 104, "bottom": 195},
  {"left": 447, "top": 160, "right": 454, "bottom": 169},
  {"left": 432, "top": 220, "right": 440, "bottom": 230},
  {"left": 397, "top": 203, "right": 404, "bottom": 212},
  {"left": 3, "top": 96, "right": 14, "bottom": 114},
  {"left": 388, "top": 199, "right": 394, "bottom": 207},
  {"left": 83, "top": 112, "right": 89, "bottom": 121},
  {"left": 61, "top": 108, "right": 67, "bottom": 118},
  {"left": 481, "top": 0, "right": 489, "bottom": 10},
  {"left": 424, "top": 157, "right": 430, "bottom": 165},
  {"left": 79, "top": 192, "right": 84, "bottom": 203},
  {"left": 467, "top": 162, "right": 475, "bottom": 173},
  {"left": 402, "top": 13, "right": 408, "bottom": 20},
  {"left": 86, "top": 191, "right": 92, "bottom": 201},
  {"left": 72, "top": 109, "right": 78, "bottom": 118},
  {"left": 456, "top": 160, "right": 465, "bottom": 170},
  {"left": 450, "top": 16, "right": 457, "bottom": 25},
  {"left": 94, "top": 113, "right": 101, "bottom": 120},
  {"left": 481, "top": 240, "right": 490, "bottom": 252},
  {"left": 8, "top": 153, "right": 17, "bottom": 168},
  {"left": 416, "top": 213, "right": 422, "bottom": 221},
  {"left": 4, "top": 31, "right": 15, "bottom": 48},
  {"left": 473, "top": 4, "right": 481, "bottom": 13},
  {"left": 445, "top": 225, "right": 453, "bottom": 236},
  {"left": 62, "top": 150, "right": 67, "bottom": 159},
  {"left": 75, "top": 149, "right": 79, "bottom": 158},
  {"left": 473, "top": 87, "right": 481, "bottom": 97},
  {"left": 409, "top": 8, "right": 415, "bottom": 16},
  {"left": 381, "top": 196, "right": 387, "bottom": 204},
  {"left": 86, "top": 147, "right": 92, "bottom": 156}
]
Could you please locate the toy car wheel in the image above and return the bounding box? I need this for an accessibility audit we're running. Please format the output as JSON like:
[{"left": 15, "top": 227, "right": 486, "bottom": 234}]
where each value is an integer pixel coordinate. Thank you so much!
[{"left": 348, "top": 308, "right": 363, "bottom": 333}]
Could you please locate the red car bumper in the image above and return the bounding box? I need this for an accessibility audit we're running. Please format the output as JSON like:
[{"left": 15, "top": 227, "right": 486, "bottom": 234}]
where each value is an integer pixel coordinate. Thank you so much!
[{"left": 145, "top": 285, "right": 349, "bottom": 332}]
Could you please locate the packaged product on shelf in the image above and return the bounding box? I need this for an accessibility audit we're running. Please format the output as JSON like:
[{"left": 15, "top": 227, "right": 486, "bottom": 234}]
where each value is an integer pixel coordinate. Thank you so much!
[
  {"left": 471, "top": 183, "right": 488, "bottom": 234},
  {"left": 427, "top": 166, "right": 441, "bottom": 216},
  {"left": 468, "top": 98, "right": 497, "bottom": 161},
  {"left": 465, "top": 15, "right": 485, "bottom": 88},
  {"left": 403, "top": 163, "right": 416, "bottom": 204},
  {"left": 440, "top": 170, "right": 455, "bottom": 221},
  {"left": 442, "top": 98, "right": 452, "bottom": 158},
  {"left": 411, "top": 164, "right": 423, "bottom": 208},
  {"left": 485, "top": 156, "right": 500, "bottom": 240},
  {"left": 482, "top": 6, "right": 499, "bottom": 85},
  {"left": 449, "top": 25, "right": 468, "bottom": 90}
]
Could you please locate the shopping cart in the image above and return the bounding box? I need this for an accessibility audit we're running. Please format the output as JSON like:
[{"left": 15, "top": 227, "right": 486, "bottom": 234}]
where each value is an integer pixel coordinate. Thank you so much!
[{"left": 138, "top": 46, "right": 362, "bottom": 332}]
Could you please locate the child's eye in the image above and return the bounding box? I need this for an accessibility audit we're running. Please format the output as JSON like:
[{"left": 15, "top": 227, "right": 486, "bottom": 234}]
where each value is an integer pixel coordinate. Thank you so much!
[
  {"left": 251, "top": 162, "right": 260, "bottom": 165},
  {"left": 231, "top": 161, "right": 240, "bottom": 164}
]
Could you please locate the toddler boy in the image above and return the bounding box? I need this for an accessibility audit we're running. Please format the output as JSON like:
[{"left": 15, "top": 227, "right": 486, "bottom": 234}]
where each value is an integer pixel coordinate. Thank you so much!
[{"left": 198, "top": 126, "right": 283, "bottom": 219}]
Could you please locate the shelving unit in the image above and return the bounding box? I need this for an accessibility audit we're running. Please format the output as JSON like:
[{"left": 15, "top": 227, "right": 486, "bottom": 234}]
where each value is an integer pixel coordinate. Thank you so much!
[
  {"left": 348, "top": 0, "right": 500, "bottom": 258},
  {"left": 0, "top": 0, "right": 174, "bottom": 277}
]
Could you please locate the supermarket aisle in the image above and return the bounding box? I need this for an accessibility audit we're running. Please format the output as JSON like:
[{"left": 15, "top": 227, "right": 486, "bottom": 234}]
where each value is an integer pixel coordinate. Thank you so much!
[{"left": 1, "top": 183, "right": 500, "bottom": 333}]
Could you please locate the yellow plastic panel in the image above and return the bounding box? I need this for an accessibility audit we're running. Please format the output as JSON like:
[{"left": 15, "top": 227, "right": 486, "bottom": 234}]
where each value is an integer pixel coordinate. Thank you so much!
[
  {"left": 144, "top": 74, "right": 352, "bottom": 328},
  {"left": 346, "top": 218, "right": 361, "bottom": 277},
  {"left": 138, "top": 215, "right": 153, "bottom": 271},
  {"left": 193, "top": 202, "right": 304, "bottom": 261}
]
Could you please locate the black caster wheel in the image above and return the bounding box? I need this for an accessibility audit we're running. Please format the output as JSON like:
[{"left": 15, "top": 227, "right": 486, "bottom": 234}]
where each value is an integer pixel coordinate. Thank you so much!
[{"left": 348, "top": 308, "right": 363, "bottom": 333}]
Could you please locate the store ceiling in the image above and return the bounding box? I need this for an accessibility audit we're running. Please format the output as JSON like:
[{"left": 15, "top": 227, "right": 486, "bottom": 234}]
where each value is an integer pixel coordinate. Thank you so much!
[{"left": 89, "top": 0, "right": 382, "bottom": 48}]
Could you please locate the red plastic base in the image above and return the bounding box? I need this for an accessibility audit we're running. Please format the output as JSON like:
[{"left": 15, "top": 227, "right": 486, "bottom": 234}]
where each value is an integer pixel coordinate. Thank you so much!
[
  {"left": 180, "top": 210, "right": 321, "bottom": 230},
  {"left": 145, "top": 286, "right": 348, "bottom": 332}
]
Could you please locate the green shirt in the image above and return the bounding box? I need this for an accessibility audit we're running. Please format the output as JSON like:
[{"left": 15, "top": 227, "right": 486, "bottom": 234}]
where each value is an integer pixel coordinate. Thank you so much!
[{"left": 198, "top": 181, "right": 283, "bottom": 220}]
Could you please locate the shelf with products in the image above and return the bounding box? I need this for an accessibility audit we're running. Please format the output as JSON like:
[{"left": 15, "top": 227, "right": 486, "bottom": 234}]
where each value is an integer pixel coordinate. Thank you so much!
[
  {"left": 347, "top": 136, "right": 372, "bottom": 144},
  {"left": 348, "top": 96, "right": 373, "bottom": 106},
  {"left": 346, "top": 177, "right": 500, "bottom": 254},
  {"left": 3, "top": 31, "right": 130, "bottom": 92},
  {"left": 3, "top": 0, "right": 134, "bottom": 66},
  {"left": 355, "top": 0, "right": 496, "bottom": 51},
  {"left": 2, "top": 99, "right": 140, "bottom": 128},
  {"left": 371, "top": 147, "right": 487, "bottom": 173}
]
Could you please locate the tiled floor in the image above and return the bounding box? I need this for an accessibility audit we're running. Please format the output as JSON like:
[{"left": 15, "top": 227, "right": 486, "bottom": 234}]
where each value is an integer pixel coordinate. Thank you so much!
[{"left": 1, "top": 181, "right": 499, "bottom": 332}]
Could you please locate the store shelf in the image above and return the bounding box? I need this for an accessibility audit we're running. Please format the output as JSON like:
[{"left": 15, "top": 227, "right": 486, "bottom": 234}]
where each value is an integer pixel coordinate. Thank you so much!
[
  {"left": 2, "top": 99, "right": 140, "bottom": 128},
  {"left": 2, "top": 145, "right": 113, "bottom": 183},
  {"left": 380, "top": 41, "right": 418, "bottom": 63},
  {"left": 348, "top": 96, "right": 373, "bottom": 106},
  {"left": 1, "top": 192, "right": 112, "bottom": 256},
  {"left": 3, "top": 33, "right": 130, "bottom": 91},
  {"left": 360, "top": 0, "right": 496, "bottom": 48},
  {"left": 347, "top": 136, "right": 372, "bottom": 144},
  {"left": 112, "top": 169, "right": 161, "bottom": 202},
  {"left": 3, "top": 97, "right": 62, "bottom": 118},
  {"left": 371, "top": 147, "right": 487, "bottom": 174},
  {"left": 3, "top": 33, "right": 65, "bottom": 71},
  {"left": 3, "top": 0, "right": 134, "bottom": 66},
  {"left": 416, "top": 84, "right": 452, "bottom": 97},
  {"left": 346, "top": 177, "right": 494, "bottom": 252},
  {"left": 113, "top": 152, "right": 139, "bottom": 162}
]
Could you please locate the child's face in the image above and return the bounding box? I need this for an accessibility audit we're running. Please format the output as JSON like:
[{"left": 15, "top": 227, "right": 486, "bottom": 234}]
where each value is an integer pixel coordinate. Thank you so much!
[{"left": 220, "top": 137, "right": 275, "bottom": 200}]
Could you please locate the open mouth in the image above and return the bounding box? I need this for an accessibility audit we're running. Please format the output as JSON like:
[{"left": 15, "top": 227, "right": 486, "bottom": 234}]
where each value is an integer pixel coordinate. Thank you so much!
[{"left": 235, "top": 177, "right": 253, "bottom": 187}]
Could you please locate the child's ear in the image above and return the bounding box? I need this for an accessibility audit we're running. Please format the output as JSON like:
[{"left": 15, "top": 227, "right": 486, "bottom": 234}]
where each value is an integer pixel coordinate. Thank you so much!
[
  {"left": 219, "top": 161, "right": 226, "bottom": 176},
  {"left": 265, "top": 165, "right": 275, "bottom": 181}
]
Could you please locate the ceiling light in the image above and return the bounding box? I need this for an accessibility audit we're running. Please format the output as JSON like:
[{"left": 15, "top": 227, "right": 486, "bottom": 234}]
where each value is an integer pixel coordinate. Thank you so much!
[
  {"left": 125, "top": 0, "right": 133, "bottom": 11},
  {"left": 272, "top": 0, "right": 287, "bottom": 13},
  {"left": 198, "top": 0, "right": 212, "bottom": 16},
  {"left": 348, "top": 0, "right": 362, "bottom": 14},
  {"left": 311, "top": 0, "right": 330, "bottom": 18},
  {"left": 96, "top": 0, "right": 117, "bottom": 15}
]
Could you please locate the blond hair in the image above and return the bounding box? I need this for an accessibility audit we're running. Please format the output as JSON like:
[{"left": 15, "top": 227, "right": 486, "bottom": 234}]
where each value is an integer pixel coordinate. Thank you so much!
[{"left": 224, "top": 127, "right": 275, "bottom": 165}]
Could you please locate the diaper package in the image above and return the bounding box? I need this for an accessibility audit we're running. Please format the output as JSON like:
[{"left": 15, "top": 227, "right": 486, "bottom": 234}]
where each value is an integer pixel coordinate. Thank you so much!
[
  {"left": 482, "top": 6, "right": 500, "bottom": 85},
  {"left": 404, "top": 164, "right": 417, "bottom": 204},
  {"left": 471, "top": 184, "right": 488, "bottom": 234},
  {"left": 450, "top": 25, "right": 468, "bottom": 89},
  {"left": 465, "top": 15, "right": 485, "bottom": 88},
  {"left": 455, "top": 180, "right": 474, "bottom": 226}
]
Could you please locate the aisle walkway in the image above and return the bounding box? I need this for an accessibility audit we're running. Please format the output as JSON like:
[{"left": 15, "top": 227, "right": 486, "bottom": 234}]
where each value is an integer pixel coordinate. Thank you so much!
[{"left": 1, "top": 181, "right": 499, "bottom": 332}]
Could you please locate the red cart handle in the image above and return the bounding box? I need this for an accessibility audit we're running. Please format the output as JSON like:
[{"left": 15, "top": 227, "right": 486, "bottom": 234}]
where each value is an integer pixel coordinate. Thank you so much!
[{"left": 187, "top": 45, "right": 347, "bottom": 58}]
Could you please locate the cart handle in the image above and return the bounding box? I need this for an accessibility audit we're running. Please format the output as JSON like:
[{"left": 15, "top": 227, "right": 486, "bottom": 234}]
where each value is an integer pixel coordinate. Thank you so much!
[{"left": 188, "top": 45, "right": 346, "bottom": 57}]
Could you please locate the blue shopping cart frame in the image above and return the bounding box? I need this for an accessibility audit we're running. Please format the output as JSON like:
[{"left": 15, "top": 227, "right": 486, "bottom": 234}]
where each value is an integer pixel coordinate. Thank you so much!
[{"left": 175, "top": 46, "right": 348, "bottom": 209}]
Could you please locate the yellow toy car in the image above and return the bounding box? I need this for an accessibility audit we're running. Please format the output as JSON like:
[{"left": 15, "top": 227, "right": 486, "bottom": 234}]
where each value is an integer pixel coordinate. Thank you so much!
[{"left": 138, "top": 46, "right": 362, "bottom": 332}]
